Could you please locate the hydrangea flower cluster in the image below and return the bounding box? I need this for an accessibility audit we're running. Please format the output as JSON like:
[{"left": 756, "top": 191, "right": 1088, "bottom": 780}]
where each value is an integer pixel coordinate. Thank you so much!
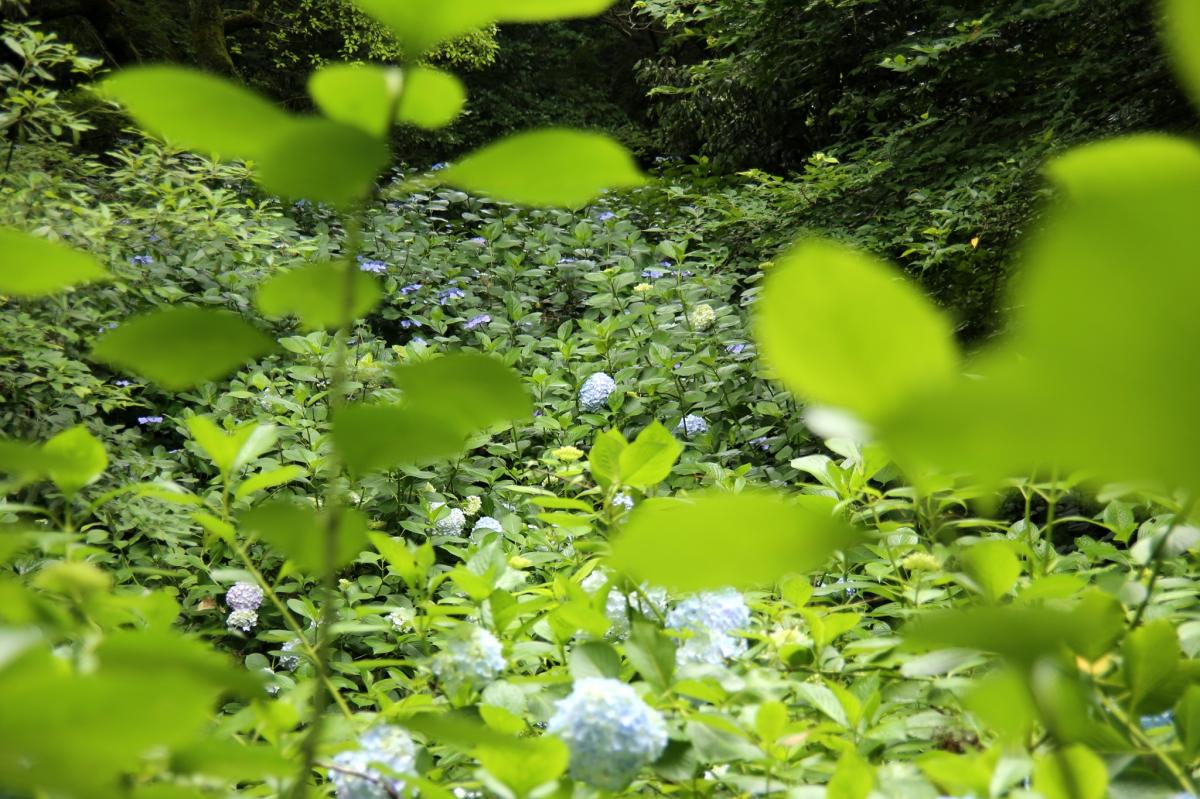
[
  {"left": 465, "top": 314, "right": 491, "bottom": 330},
  {"left": 579, "top": 372, "right": 616, "bottom": 411},
  {"left": 227, "top": 609, "right": 258, "bottom": 632},
  {"left": 400, "top": 283, "right": 422, "bottom": 295},
  {"left": 611, "top": 493, "right": 635, "bottom": 511},
  {"left": 431, "top": 504, "right": 466, "bottom": 535},
  {"left": 666, "top": 588, "right": 751, "bottom": 665},
  {"left": 547, "top": 677, "right": 668, "bottom": 790},
  {"left": 137, "top": 415, "right": 164, "bottom": 426},
  {"left": 460, "top": 495, "right": 482, "bottom": 516},
  {"left": 357, "top": 257, "right": 387, "bottom": 274},
  {"left": 279, "top": 639, "right": 300, "bottom": 671},
  {"left": 581, "top": 572, "right": 667, "bottom": 639},
  {"left": 226, "top": 581, "right": 263, "bottom": 611},
  {"left": 676, "top": 414, "right": 708, "bottom": 437},
  {"left": 1141, "top": 710, "right": 1175, "bottom": 730},
  {"left": 129, "top": 254, "right": 154, "bottom": 265},
  {"left": 329, "top": 726, "right": 418, "bottom": 799},
  {"left": 431, "top": 626, "right": 506, "bottom": 692},
  {"left": 471, "top": 516, "right": 503, "bottom": 539},
  {"left": 688, "top": 303, "right": 716, "bottom": 330}
]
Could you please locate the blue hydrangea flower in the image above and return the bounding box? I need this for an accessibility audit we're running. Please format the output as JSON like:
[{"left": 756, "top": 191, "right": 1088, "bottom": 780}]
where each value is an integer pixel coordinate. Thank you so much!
[
  {"left": 547, "top": 677, "right": 668, "bottom": 790},
  {"left": 399, "top": 319, "right": 421, "bottom": 330},
  {"left": 400, "top": 283, "right": 422, "bottom": 295},
  {"left": 226, "top": 581, "right": 263, "bottom": 611},
  {"left": 581, "top": 572, "right": 667, "bottom": 639},
  {"left": 579, "top": 372, "right": 616, "bottom": 411},
  {"left": 137, "top": 415, "right": 164, "bottom": 426},
  {"left": 468, "top": 237, "right": 487, "bottom": 245},
  {"left": 558, "top": 257, "right": 577, "bottom": 265},
  {"left": 226, "top": 608, "right": 258, "bottom": 632},
  {"left": 750, "top": 436, "right": 771, "bottom": 451},
  {"left": 666, "top": 588, "right": 750, "bottom": 665},
  {"left": 279, "top": 639, "right": 301, "bottom": 671},
  {"left": 598, "top": 211, "right": 616, "bottom": 221},
  {"left": 465, "top": 314, "right": 491, "bottom": 330},
  {"left": 431, "top": 162, "right": 449, "bottom": 171},
  {"left": 431, "top": 625, "right": 506, "bottom": 691},
  {"left": 329, "top": 726, "right": 418, "bottom": 799},
  {"left": 1141, "top": 710, "right": 1175, "bottom": 730},
  {"left": 612, "top": 493, "right": 634, "bottom": 511},
  {"left": 129, "top": 254, "right": 154, "bottom": 266},
  {"left": 641, "top": 268, "right": 665, "bottom": 279},
  {"left": 438, "top": 287, "right": 465, "bottom": 304},
  {"left": 357, "top": 257, "right": 387, "bottom": 274},
  {"left": 726, "top": 343, "right": 747, "bottom": 355},
  {"left": 471, "top": 516, "right": 503, "bottom": 539},
  {"left": 99, "top": 322, "right": 118, "bottom": 333},
  {"left": 114, "top": 379, "right": 132, "bottom": 387},
  {"left": 675, "top": 414, "right": 708, "bottom": 437},
  {"left": 411, "top": 337, "right": 427, "bottom": 346}
]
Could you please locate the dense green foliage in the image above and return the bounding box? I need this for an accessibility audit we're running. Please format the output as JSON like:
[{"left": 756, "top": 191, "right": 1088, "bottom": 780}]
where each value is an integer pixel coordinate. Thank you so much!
[{"left": 4, "top": 2, "right": 1200, "bottom": 799}]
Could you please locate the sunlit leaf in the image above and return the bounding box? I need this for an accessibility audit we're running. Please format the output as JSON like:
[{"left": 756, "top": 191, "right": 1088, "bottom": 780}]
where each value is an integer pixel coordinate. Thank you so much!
[
  {"left": 1032, "top": 745, "right": 1107, "bottom": 799},
  {"left": 959, "top": 540, "right": 1020, "bottom": 603},
  {"left": 187, "top": 417, "right": 277, "bottom": 477},
  {"left": 618, "top": 422, "right": 682, "bottom": 488},
  {"left": 256, "top": 119, "right": 389, "bottom": 207},
  {"left": 757, "top": 240, "right": 958, "bottom": 421},
  {"left": 42, "top": 425, "right": 106, "bottom": 497},
  {"left": 391, "top": 353, "right": 532, "bottom": 434},
  {"left": 609, "top": 491, "right": 857, "bottom": 591},
  {"left": 397, "top": 66, "right": 466, "bottom": 130},
  {"left": 827, "top": 748, "right": 873, "bottom": 799},
  {"left": 0, "top": 229, "right": 109, "bottom": 297},
  {"left": 233, "top": 466, "right": 305, "bottom": 501},
  {"left": 257, "top": 261, "right": 382, "bottom": 330},
  {"left": 308, "top": 62, "right": 402, "bottom": 138},
  {"left": 443, "top": 128, "right": 644, "bottom": 208},
  {"left": 239, "top": 501, "right": 369, "bottom": 574},
  {"left": 352, "top": 0, "right": 615, "bottom": 56},
  {"left": 1164, "top": 0, "right": 1200, "bottom": 108},
  {"left": 99, "top": 66, "right": 293, "bottom": 160},
  {"left": 91, "top": 308, "right": 274, "bottom": 390},
  {"left": 333, "top": 404, "right": 467, "bottom": 474}
]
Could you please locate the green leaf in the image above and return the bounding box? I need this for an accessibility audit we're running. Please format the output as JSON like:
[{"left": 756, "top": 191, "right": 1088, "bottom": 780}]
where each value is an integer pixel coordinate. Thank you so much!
[
  {"left": 42, "top": 425, "right": 106, "bottom": 496},
  {"left": 568, "top": 641, "right": 621, "bottom": 680},
  {"left": 1123, "top": 620, "right": 1182, "bottom": 713},
  {"left": 233, "top": 465, "right": 305, "bottom": 501},
  {"left": 1032, "top": 745, "right": 1107, "bottom": 799},
  {"left": 625, "top": 620, "right": 675, "bottom": 691},
  {"left": 352, "top": 0, "right": 615, "bottom": 56},
  {"left": 367, "top": 532, "right": 422, "bottom": 587},
  {"left": 0, "top": 229, "right": 109, "bottom": 297},
  {"left": 443, "top": 128, "right": 644, "bottom": 208},
  {"left": 99, "top": 66, "right": 293, "bottom": 160},
  {"left": 884, "top": 136, "right": 1200, "bottom": 492},
  {"left": 187, "top": 417, "right": 277, "bottom": 477},
  {"left": 618, "top": 422, "right": 682, "bottom": 488},
  {"left": 391, "top": 353, "right": 532, "bottom": 435},
  {"left": 588, "top": 428, "right": 628, "bottom": 489},
  {"left": 308, "top": 62, "right": 401, "bottom": 139},
  {"left": 918, "top": 750, "right": 996, "bottom": 799},
  {"left": 397, "top": 66, "right": 466, "bottom": 130},
  {"left": 92, "top": 308, "right": 274, "bottom": 390},
  {"left": 827, "top": 748, "right": 874, "bottom": 799},
  {"left": 257, "top": 261, "right": 382, "bottom": 331},
  {"left": 170, "top": 738, "right": 293, "bottom": 781},
  {"left": 1175, "top": 686, "right": 1200, "bottom": 760},
  {"left": 333, "top": 404, "right": 466, "bottom": 474},
  {"left": 757, "top": 239, "right": 958, "bottom": 421},
  {"left": 240, "top": 501, "right": 369, "bottom": 574},
  {"left": 1164, "top": 0, "right": 1200, "bottom": 108},
  {"left": 256, "top": 119, "right": 389, "bottom": 207},
  {"left": 476, "top": 736, "right": 569, "bottom": 799},
  {"left": 959, "top": 540, "right": 1020, "bottom": 602},
  {"left": 609, "top": 491, "right": 857, "bottom": 592}
]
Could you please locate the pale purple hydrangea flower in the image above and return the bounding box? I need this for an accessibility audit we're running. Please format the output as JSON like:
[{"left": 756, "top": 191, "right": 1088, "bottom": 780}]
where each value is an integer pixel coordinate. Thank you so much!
[
  {"left": 137, "top": 416, "right": 164, "bottom": 426},
  {"left": 464, "top": 314, "right": 491, "bottom": 330},
  {"left": 226, "top": 581, "right": 264, "bottom": 611},
  {"left": 129, "top": 255, "right": 154, "bottom": 266},
  {"left": 329, "top": 726, "right": 417, "bottom": 799},
  {"left": 675, "top": 414, "right": 708, "bottom": 437},
  {"left": 357, "top": 257, "right": 387, "bottom": 274}
]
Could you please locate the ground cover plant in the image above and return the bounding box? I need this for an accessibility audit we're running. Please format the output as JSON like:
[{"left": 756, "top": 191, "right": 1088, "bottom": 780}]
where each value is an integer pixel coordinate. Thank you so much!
[{"left": 3, "top": 2, "right": 1200, "bottom": 799}]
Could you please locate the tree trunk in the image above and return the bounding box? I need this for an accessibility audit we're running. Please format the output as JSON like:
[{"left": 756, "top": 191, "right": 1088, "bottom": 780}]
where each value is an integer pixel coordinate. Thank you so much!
[{"left": 189, "top": 0, "right": 237, "bottom": 75}]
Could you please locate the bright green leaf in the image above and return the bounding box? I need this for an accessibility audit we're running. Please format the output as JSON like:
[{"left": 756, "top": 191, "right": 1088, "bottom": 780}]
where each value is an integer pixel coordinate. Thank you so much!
[
  {"left": 240, "top": 501, "right": 369, "bottom": 574},
  {"left": 827, "top": 748, "right": 874, "bottom": 799},
  {"left": 1164, "top": 0, "right": 1200, "bottom": 109},
  {"left": 99, "top": 66, "right": 293, "bottom": 160},
  {"left": 443, "top": 128, "right": 644, "bottom": 208},
  {"left": 757, "top": 239, "right": 958, "bottom": 421},
  {"left": 257, "top": 261, "right": 382, "bottom": 331},
  {"left": 391, "top": 353, "right": 532, "bottom": 435},
  {"left": 0, "top": 229, "right": 109, "bottom": 297},
  {"left": 233, "top": 466, "right": 305, "bottom": 501},
  {"left": 618, "top": 422, "right": 682, "bottom": 488},
  {"left": 610, "top": 491, "right": 857, "bottom": 592},
  {"left": 1032, "top": 745, "right": 1107, "bottom": 799},
  {"left": 397, "top": 66, "right": 466, "bottom": 130},
  {"left": 333, "top": 404, "right": 467, "bottom": 474},
  {"left": 256, "top": 119, "right": 389, "bottom": 207},
  {"left": 960, "top": 540, "right": 1021, "bottom": 602},
  {"left": 91, "top": 308, "right": 274, "bottom": 390},
  {"left": 588, "top": 428, "right": 628, "bottom": 489},
  {"left": 42, "top": 425, "right": 106, "bottom": 497},
  {"left": 1123, "top": 620, "right": 1182, "bottom": 713},
  {"left": 308, "top": 62, "right": 401, "bottom": 139}
]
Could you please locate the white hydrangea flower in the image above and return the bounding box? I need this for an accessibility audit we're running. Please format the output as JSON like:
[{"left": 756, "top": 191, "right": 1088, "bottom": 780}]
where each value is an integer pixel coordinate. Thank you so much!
[
  {"left": 579, "top": 372, "right": 616, "bottom": 411},
  {"left": 329, "top": 726, "right": 418, "bottom": 799},
  {"left": 461, "top": 495, "right": 482, "bottom": 516},
  {"left": 225, "top": 581, "right": 263, "bottom": 611},
  {"left": 431, "top": 503, "right": 466, "bottom": 535},
  {"left": 611, "top": 493, "right": 635, "bottom": 511},
  {"left": 279, "top": 639, "right": 301, "bottom": 671},
  {"left": 471, "top": 516, "right": 503, "bottom": 540},
  {"left": 675, "top": 414, "right": 708, "bottom": 438},
  {"left": 547, "top": 677, "right": 668, "bottom": 790},
  {"left": 432, "top": 625, "right": 506, "bottom": 691},
  {"left": 666, "top": 588, "right": 750, "bottom": 665},
  {"left": 226, "top": 608, "right": 258, "bottom": 632},
  {"left": 581, "top": 571, "right": 667, "bottom": 639},
  {"left": 687, "top": 303, "right": 716, "bottom": 330}
]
